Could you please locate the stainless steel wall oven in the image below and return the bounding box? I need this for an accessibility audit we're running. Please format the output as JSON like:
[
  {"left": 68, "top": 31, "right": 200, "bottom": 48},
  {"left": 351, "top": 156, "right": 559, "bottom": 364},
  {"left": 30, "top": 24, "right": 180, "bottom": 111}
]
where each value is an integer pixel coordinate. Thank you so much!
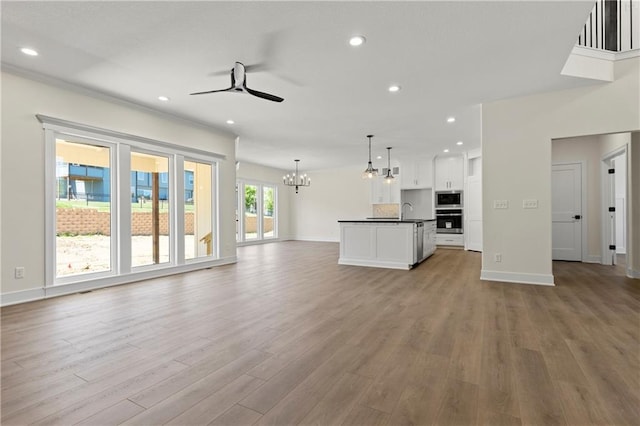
[{"left": 435, "top": 209, "right": 463, "bottom": 234}]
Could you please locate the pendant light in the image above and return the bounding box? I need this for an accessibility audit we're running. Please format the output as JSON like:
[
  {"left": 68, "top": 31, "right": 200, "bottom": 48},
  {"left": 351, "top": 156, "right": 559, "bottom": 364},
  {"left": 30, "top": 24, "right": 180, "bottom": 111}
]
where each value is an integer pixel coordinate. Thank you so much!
[
  {"left": 362, "top": 134, "right": 378, "bottom": 179},
  {"left": 283, "top": 159, "right": 311, "bottom": 194},
  {"left": 384, "top": 147, "right": 395, "bottom": 183}
]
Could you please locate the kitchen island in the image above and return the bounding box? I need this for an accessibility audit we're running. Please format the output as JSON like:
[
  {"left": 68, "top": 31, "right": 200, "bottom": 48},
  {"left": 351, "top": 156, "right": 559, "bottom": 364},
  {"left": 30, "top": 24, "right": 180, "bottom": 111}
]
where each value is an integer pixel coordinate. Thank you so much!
[{"left": 338, "top": 219, "right": 436, "bottom": 270}]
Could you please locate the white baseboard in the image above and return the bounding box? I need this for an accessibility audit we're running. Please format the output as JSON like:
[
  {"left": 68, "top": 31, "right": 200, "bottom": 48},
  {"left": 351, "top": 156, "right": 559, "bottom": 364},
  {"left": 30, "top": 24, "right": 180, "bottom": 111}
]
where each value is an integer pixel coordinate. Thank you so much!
[
  {"left": 1, "top": 288, "right": 46, "bottom": 306},
  {"left": 480, "top": 269, "right": 555, "bottom": 286},
  {"left": 237, "top": 239, "right": 281, "bottom": 247},
  {"left": 1, "top": 256, "right": 237, "bottom": 307},
  {"left": 628, "top": 268, "right": 640, "bottom": 279},
  {"left": 339, "top": 258, "right": 411, "bottom": 270},
  {"left": 584, "top": 255, "right": 602, "bottom": 264},
  {"left": 292, "top": 237, "right": 340, "bottom": 243}
]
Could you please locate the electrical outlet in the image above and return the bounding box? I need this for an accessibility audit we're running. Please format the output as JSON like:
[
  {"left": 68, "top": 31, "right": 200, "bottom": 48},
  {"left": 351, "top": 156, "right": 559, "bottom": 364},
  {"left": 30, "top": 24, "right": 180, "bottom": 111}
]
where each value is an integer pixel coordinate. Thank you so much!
[
  {"left": 15, "top": 267, "right": 25, "bottom": 279},
  {"left": 494, "top": 253, "right": 502, "bottom": 263},
  {"left": 493, "top": 200, "right": 508, "bottom": 209},
  {"left": 523, "top": 199, "right": 538, "bottom": 209}
]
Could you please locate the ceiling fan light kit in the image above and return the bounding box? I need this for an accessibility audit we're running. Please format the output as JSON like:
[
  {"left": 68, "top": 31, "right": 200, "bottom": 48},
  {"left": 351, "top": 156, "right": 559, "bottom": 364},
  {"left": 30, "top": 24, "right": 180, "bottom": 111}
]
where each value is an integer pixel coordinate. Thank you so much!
[
  {"left": 190, "top": 62, "right": 284, "bottom": 102},
  {"left": 362, "top": 134, "right": 378, "bottom": 179},
  {"left": 283, "top": 159, "right": 310, "bottom": 194}
]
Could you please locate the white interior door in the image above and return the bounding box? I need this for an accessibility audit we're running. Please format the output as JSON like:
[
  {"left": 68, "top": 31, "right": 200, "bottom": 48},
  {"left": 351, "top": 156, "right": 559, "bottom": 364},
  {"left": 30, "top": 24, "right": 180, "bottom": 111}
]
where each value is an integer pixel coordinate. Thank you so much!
[{"left": 552, "top": 163, "right": 582, "bottom": 261}]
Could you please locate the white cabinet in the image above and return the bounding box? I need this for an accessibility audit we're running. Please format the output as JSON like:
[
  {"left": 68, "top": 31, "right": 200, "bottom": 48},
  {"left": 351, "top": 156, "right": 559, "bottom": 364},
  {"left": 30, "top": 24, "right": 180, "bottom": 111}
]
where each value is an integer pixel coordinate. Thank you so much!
[
  {"left": 371, "top": 175, "right": 401, "bottom": 204},
  {"left": 436, "top": 233, "right": 464, "bottom": 246},
  {"left": 465, "top": 155, "right": 482, "bottom": 252},
  {"left": 339, "top": 222, "right": 414, "bottom": 269},
  {"left": 435, "top": 156, "right": 464, "bottom": 190},
  {"left": 400, "top": 160, "right": 433, "bottom": 189},
  {"left": 339, "top": 221, "right": 436, "bottom": 269},
  {"left": 423, "top": 221, "right": 437, "bottom": 258}
]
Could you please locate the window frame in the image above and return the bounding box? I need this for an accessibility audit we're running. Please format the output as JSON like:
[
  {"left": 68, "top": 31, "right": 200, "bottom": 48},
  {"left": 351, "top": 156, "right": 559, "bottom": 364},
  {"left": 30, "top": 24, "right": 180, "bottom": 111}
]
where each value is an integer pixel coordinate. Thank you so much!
[
  {"left": 183, "top": 157, "right": 217, "bottom": 262},
  {"left": 47, "top": 133, "right": 119, "bottom": 286},
  {"left": 41, "top": 115, "right": 222, "bottom": 288},
  {"left": 236, "top": 179, "right": 278, "bottom": 244},
  {"left": 129, "top": 147, "right": 174, "bottom": 271}
]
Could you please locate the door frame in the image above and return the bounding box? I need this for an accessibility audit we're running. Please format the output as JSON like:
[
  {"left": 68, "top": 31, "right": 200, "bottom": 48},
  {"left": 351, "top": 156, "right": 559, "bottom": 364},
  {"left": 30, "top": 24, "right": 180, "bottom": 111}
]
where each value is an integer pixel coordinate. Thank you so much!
[
  {"left": 552, "top": 161, "right": 588, "bottom": 262},
  {"left": 601, "top": 145, "right": 629, "bottom": 266}
]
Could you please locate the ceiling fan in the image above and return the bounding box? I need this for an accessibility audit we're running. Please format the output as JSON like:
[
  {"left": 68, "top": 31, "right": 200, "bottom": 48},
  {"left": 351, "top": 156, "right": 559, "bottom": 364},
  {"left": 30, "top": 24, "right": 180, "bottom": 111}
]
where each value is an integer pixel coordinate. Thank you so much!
[{"left": 190, "top": 62, "right": 284, "bottom": 103}]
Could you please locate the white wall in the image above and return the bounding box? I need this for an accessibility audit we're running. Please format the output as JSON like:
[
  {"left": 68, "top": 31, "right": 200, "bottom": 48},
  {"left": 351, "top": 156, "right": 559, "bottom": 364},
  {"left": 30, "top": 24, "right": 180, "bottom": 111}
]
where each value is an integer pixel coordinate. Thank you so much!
[
  {"left": 236, "top": 160, "right": 292, "bottom": 240},
  {"left": 292, "top": 165, "right": 372, "bottom": 242},
  {"left": 482, "top": 57, "right": 640, "bottom": 285},
  {"left": 630, "top": 132, "right": 640, "bottom": 277},
  {"left": 1, "top": 71, "right": 236, "bottom": 296},
  {"left": 401, "top": 189, "right": 433, "bottom": 220}
]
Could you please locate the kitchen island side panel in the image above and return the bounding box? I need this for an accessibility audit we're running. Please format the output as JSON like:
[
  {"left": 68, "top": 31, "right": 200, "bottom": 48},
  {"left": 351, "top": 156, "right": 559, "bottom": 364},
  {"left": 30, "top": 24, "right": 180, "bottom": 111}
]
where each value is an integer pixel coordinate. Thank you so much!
[{"left": 338, "top": 222, "right": 416, "bottom": 270}]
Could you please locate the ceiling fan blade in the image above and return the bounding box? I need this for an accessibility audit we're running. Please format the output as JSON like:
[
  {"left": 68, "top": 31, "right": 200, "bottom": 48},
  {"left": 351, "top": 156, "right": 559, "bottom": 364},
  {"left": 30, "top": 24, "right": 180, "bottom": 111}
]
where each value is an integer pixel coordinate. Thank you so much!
[
  {"left": 243, "top": 62, "right": 270, "bottom": 73},
  {"left": 189, "top": 87, "right": 233, "bottom": 96},
  {"left": 245, "top": 86, "right": 284, "bottom": 103},
  {"left": 209, "top": 69, "right": 232, "bottom": 77}
]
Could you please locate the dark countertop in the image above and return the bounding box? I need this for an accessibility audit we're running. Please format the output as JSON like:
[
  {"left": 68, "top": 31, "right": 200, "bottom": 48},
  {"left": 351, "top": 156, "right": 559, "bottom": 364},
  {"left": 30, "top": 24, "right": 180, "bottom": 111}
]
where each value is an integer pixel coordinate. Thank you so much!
[{"left": 338, "top": 218, "right": 435, "bottom": 223}]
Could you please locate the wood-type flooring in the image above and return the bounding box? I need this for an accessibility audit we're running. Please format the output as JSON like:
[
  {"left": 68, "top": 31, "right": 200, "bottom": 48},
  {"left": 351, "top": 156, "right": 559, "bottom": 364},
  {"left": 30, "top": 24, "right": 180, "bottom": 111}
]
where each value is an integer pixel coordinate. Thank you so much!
[{"left": 2, "top": 242, "right": 639, "bottom": 425}]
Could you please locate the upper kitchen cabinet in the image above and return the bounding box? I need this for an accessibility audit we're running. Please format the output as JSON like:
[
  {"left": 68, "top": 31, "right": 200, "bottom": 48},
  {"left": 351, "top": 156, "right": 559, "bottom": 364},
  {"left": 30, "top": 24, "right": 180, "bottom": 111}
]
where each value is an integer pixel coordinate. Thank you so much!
[
  {"left": 434, "top": 155, "right": 464, "bottom": 190},
  {"left": 400, "top": 160, "right": 433, "bottom": 189},
  {"left": 371, "top": 171, "right": 401, "bottom": 204}
]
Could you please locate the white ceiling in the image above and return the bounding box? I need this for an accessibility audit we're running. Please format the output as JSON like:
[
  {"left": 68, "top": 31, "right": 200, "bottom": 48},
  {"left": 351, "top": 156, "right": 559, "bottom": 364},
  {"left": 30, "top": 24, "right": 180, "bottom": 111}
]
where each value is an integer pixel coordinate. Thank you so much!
[{"left": 1, "top": 1, "right": 597, "bottom": 172}]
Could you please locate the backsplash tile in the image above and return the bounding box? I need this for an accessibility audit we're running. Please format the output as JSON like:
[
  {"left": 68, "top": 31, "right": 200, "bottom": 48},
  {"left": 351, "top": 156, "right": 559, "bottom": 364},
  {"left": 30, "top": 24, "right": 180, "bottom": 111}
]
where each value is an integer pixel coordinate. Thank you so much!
[{"left": 372, "top": 204, "right": 399, "bottom": 218}]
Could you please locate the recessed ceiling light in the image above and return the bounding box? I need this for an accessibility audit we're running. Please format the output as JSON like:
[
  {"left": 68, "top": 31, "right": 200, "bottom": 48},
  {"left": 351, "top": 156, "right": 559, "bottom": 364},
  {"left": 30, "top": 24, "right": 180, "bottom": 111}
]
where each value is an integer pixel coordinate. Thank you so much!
[
  {"left": 447, "top": 117, "right": 456, "bottom": 123},
  {"left": 388, "top": 85, "right": 401, "bottom": 93},
  {"left": 443, "top": 149, "right": 450, "bottom": 153},
  {"left": 349, "top": 35, "right": 366, "bottom": 47},
  {"left": 158, "top": 96, "right": 170, "bottom": 102},
  {"left": 457, "top": 141, "right": 463, "bottom": 145},
  {"left": 20, "top": 47, "right": 38, "bottom": 56},
  {"left": 376, "top": 155, "right": 382, "bottom": 160},
  {"left": 226, "top": 119, "right": 235, "bottom": 125}
]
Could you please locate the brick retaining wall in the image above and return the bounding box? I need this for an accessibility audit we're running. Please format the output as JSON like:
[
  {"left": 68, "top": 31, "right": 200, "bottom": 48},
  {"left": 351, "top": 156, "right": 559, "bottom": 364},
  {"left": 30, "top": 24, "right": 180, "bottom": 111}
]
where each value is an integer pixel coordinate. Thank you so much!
[
  {"left": 56, "top": 208, "right": 194, "bottom": 236},
  {"left": 56, "top": 208, "right": 274, "bottom": 236},
  {"left": 244, "top": 216, "right": 273, "bottom": 233}
]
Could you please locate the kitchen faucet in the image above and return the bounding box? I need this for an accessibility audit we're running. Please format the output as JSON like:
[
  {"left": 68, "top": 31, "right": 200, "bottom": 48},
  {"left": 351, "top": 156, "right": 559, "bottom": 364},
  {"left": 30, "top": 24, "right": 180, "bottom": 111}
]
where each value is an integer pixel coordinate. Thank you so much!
[{"left": 401, "top": 202, "right": 413, "bottom": 220}]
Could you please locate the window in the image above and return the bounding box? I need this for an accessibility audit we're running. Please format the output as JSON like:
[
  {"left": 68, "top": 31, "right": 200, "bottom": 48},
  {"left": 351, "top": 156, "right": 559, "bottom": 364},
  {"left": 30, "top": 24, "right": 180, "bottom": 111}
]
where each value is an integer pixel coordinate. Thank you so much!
[
  {"left": 55, "top": 138, "right": 114, "bottom": 279},
  {"left": 263, "top": 185, "right": 276, "bottom": 239},
  {"left": 43, "top": 116, "right": 221, "bottom": 288},
  {"left": 184, "top": 161, "right": 213, "bottom": 260},
  {"left": 131, "top": 151, "right": 171, "bottom": 267},
  {"left": 236, "top": 180, "right": 277, "bottom": 243},
  {"left": 244, "top": 184, "right": 258, "bottom": 241}
]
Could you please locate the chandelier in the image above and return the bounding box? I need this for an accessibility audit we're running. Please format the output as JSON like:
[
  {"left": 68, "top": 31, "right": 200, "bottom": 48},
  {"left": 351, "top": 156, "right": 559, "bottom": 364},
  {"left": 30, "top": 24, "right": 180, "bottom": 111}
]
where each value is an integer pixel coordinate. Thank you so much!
[
  {"left": 362, "top": 134, "right": 378, "bottom": 179},
  {"left": 283, "top": 159, "right": 310, "bottom": 194}
]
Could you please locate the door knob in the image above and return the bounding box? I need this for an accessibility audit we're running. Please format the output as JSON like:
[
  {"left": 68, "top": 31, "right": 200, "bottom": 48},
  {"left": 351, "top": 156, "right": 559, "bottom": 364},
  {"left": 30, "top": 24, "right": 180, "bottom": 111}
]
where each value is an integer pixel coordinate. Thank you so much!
[{"left": 573, "top": 215, "right": 581, "bottom": 220}]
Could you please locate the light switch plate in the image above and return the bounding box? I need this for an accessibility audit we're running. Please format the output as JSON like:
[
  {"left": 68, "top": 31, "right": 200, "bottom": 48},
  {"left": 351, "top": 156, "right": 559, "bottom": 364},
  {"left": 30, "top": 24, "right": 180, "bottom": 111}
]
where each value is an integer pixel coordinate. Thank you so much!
[
  {"left": 523, "top": 199, "right": 538, "bottom": 209},
  {"left": 493, "top": 200, "right": 508, "bottom": 209}
]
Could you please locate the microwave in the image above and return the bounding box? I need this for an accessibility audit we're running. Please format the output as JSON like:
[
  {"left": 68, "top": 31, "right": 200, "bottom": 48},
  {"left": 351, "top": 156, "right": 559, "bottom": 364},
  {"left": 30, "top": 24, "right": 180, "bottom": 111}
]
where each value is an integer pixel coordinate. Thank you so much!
[{"left": 435, "top": 191, "right": 463, "bottom": 208}]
